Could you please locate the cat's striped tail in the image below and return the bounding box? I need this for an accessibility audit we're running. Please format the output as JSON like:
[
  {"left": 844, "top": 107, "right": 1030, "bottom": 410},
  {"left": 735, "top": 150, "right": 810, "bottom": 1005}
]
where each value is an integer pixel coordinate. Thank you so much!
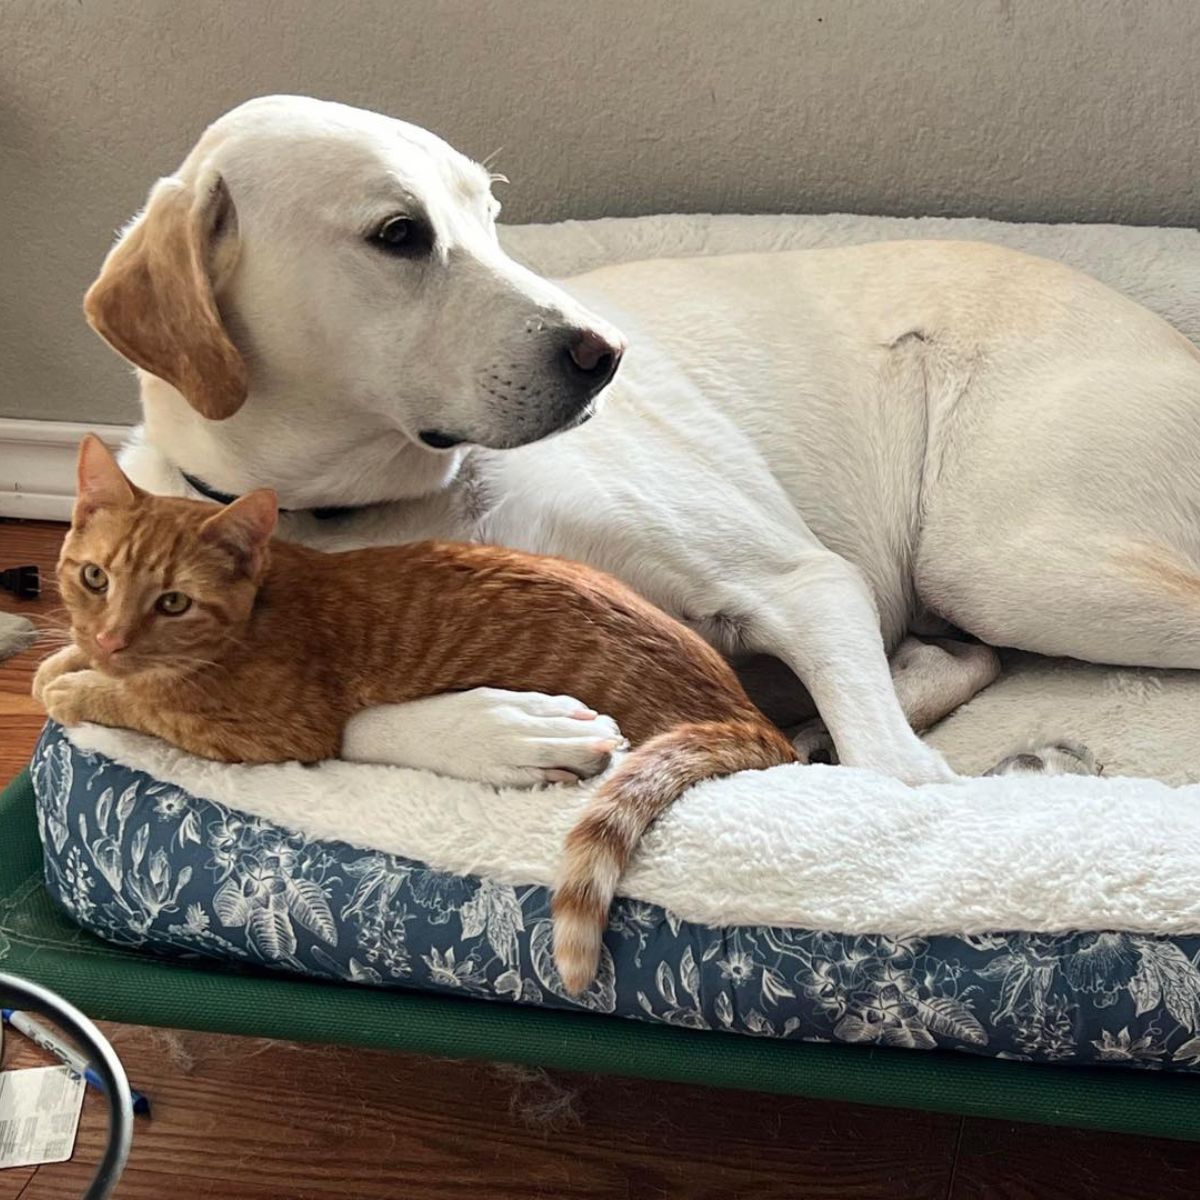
[{"left": 551, "top": 718, "right": 797, "bottom": 995}]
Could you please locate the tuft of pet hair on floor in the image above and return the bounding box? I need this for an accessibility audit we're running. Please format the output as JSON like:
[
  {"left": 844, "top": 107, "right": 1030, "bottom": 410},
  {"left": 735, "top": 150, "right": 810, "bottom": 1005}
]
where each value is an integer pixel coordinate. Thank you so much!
[
  {"left": 139, "top": 1027, "right": 198, "bottom": 1073},
  {"left": 491, "top": 1062, "right": 583, "bottom": 1130}
]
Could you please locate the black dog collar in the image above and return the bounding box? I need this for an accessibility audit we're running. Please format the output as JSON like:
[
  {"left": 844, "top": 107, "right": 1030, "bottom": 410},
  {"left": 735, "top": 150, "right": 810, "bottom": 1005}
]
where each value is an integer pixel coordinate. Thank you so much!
[{"left": 180, "top": 470, "right": 360, "bottom": 522}]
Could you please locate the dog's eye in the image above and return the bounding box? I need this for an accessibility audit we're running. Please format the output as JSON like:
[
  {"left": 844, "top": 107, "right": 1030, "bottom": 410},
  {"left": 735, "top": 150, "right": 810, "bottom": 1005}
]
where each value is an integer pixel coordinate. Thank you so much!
[
  {"left": 371, "top": 215, "right": 432, "bottom": 257},
  {"left": 81, "top": 563, "right": 108, "bottom": 593},
  {"left": 378, "top": 216, "right": 411, "bottom": 246}
]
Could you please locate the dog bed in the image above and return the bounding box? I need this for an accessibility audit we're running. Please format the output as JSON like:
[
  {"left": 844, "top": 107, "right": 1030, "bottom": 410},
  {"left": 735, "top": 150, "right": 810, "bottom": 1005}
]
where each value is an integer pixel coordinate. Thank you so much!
[
  {"left": 19, "top": 210, "right": 1200, "bottom": 1116},
  {"left": 7, "top": 768, "right": 1200, "bottom": 1144},
  {"left": 31, "top": 718, "right": 1200, "bottom": 1074}
]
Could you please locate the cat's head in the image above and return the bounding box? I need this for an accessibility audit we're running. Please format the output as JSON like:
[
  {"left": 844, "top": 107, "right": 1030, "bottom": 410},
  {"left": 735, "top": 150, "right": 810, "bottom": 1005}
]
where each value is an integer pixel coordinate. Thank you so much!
[{"left": 59, "top": 435, "right": 278, "bottom": 676}]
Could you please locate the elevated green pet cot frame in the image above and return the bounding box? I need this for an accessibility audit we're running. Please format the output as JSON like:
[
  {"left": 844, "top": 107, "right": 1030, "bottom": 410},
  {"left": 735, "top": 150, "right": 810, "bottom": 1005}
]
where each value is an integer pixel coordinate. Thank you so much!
[{"left": 2, "top": 768, "right": 1197, "bottom": 1142}]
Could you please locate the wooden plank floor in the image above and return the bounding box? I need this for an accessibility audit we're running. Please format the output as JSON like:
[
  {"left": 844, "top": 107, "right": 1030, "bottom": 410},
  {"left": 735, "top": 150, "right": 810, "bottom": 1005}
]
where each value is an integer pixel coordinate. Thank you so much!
[
  {"left": 0, "top": 519, "right": 64, "bottom": 784},
  {"left": 3, "top": 516, "right": 1200, "bottom": 1198}
]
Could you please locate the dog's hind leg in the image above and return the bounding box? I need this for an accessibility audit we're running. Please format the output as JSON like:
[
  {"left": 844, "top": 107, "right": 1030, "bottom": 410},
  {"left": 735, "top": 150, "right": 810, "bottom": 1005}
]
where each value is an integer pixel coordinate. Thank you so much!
[
  {"left": 922, "top": 537, "right": 1200, "bottom": 670},
  {"left": 985, "top": 741, "right": 1101, "bottom": 777},
  {"left": 916, "top": 357, "right": 1200, "bottom": 673},
  {"left": 889, "top": 636, "right": 1002, "bottom": 730}
]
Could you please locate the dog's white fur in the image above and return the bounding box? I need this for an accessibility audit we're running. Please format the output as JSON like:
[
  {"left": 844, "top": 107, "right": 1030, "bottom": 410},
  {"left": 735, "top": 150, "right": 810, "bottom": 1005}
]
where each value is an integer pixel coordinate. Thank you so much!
[{"left": 91, "top": 96, "right": 1200, "bottom": 786}]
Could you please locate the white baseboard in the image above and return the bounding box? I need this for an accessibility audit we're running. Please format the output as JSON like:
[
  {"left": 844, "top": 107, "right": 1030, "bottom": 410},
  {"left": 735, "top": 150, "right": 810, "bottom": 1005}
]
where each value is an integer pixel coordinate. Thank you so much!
[{"left": 0, "top": 419, "right": 133, "bottom": 522}]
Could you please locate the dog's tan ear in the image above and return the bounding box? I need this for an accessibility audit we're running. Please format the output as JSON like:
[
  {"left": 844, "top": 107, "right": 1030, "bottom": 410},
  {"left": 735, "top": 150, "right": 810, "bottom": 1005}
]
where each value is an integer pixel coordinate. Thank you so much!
[{"left": 84, "top": 174, "right": 247, "bottom": 420}]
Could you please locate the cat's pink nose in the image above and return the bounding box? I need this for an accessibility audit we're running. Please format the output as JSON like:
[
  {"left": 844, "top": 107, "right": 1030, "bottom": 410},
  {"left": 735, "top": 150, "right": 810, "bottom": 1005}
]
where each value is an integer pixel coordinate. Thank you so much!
[{"left": 95, "top": 629, "right": 127, "bottom": 653}]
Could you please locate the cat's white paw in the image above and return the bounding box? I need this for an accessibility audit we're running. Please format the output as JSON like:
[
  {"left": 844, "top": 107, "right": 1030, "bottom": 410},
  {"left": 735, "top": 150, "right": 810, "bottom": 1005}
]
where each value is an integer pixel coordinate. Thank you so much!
[{"left": 340, "top": 688, "right": 625, "bottom": 787}]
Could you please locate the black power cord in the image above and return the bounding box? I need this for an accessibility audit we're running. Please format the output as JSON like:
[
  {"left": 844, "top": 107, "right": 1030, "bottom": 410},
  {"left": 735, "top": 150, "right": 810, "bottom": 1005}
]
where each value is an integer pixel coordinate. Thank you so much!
[
  {"left": 0, "top": 565, "right": 39, "bottom": 599},
  {"left": 0, "top": 972, "right": 132, "bottom": 1198}
]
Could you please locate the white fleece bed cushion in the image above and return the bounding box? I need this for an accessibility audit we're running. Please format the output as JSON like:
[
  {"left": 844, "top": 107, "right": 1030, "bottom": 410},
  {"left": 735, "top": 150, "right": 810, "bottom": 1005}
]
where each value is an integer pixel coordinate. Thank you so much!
[{"left": 66, "top": 723, "right": 1200, "bottom": 937}]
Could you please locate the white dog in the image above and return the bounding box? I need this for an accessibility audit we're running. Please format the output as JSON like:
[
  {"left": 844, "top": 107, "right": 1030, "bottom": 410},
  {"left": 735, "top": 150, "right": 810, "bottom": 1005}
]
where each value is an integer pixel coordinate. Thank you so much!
[{"left": 82, "top": 95, "right": 1200, "bottom": 786}]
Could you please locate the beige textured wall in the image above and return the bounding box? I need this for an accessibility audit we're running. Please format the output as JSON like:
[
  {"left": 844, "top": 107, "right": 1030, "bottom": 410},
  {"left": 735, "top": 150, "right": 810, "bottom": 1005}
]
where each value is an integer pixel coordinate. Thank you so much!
[{"left": 3, "top": 0, "right": 1198, "bottom": 424}]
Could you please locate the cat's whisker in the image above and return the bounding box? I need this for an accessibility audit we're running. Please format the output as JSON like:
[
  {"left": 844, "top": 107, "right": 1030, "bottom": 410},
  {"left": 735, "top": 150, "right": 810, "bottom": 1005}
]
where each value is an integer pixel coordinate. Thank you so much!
[
  {"left": 31, "top": 631, "right": 73, "bottom": 649},
  {"left": 162, "top": 660, "right": 223, "bottom": 674},
  {"left": 31, "top": 622, "right": 73, "bottom": 642}
]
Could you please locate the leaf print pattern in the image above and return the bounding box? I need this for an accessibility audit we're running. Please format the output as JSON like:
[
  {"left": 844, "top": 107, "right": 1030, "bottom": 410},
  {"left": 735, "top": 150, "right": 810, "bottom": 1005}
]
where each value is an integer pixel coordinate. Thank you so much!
[
  {"left": 1129, "top": 938, "right": 1200, "bottom": 1032},
  {"left": 916, "top": 996, "right": 987, "bottom": 1046},
  {"left": 459, "top": 880, "right": 524, "bottom": 968},
  {"left": 28, "top": 722, "right": 1200, "bottom": 1072}
]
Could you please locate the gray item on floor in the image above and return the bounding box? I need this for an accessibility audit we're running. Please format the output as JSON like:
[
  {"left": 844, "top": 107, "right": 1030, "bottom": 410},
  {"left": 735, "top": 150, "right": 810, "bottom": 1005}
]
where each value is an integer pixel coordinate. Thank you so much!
[{"left": 0, "top": 612, "right": 36, "bottom": 661}]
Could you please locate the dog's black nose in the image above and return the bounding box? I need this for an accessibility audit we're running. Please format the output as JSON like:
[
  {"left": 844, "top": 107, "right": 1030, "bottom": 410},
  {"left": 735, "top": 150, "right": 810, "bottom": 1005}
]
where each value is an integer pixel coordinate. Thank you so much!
[{"left": 564, "top": 328, "right": 624, "bottom": 395}]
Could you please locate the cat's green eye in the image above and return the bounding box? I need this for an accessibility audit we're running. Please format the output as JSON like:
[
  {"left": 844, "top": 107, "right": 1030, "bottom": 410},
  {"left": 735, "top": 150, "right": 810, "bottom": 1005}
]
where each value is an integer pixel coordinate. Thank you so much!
[
  {"left": 80, "top": 563, "right": 108, "bottom": 593},
  {"left": 156, "top": 591, "right": 192, "bottom": 616}
]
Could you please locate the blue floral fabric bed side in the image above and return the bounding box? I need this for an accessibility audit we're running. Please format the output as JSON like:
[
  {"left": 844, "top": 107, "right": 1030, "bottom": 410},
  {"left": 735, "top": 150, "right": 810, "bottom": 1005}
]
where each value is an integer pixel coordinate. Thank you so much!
[{"left": 31, "top": 723, "right": 1200, "bottom": 1072}]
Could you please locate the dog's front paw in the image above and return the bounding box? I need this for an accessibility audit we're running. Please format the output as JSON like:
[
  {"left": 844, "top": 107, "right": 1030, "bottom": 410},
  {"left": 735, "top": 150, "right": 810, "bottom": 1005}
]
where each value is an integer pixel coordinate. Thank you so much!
[
  {"left": 41, "top": 670, "right": 110, "bottom": 727},
  {"left": 842, "top": 739, "right": 959, "bottom": 786},
  {"left": 887, "top": 743, "right": 959, "bottom": 786},
  {"left": 795, "top": 722, "right": 958, "bottom": 785},
  {"left": 467, "top": 690, "right": 626, "bottom": 787},
  {"left": 904, "top": 759, "right": 959, "bottom": 786},
  {"left": 340, "top": 689, "right": 626, "bottom": 786}
]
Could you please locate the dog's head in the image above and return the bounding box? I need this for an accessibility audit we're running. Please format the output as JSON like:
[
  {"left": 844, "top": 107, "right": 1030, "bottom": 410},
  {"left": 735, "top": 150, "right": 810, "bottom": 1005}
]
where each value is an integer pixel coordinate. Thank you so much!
[{"left": 85, "top": 96, "right": 625, "bottom": 493}]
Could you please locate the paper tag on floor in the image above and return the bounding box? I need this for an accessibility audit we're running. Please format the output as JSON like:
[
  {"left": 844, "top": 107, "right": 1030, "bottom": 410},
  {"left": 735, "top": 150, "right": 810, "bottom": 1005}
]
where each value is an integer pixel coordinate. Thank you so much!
[{"left": 0, "top": 1066, "right": 86, "bottom": 1169}]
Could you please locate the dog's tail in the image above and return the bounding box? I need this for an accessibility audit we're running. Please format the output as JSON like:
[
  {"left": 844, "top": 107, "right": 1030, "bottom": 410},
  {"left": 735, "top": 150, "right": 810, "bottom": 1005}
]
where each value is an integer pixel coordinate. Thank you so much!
[{"left": 551, "top": 718, "right": 797, "bottom": 995}]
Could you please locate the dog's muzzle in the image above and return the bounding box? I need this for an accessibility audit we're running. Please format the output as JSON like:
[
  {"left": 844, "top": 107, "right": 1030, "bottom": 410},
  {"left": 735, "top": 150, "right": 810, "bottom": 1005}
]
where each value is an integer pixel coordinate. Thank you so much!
[{"left": 418, "top": 326, "right": 625, "bottom": 451}]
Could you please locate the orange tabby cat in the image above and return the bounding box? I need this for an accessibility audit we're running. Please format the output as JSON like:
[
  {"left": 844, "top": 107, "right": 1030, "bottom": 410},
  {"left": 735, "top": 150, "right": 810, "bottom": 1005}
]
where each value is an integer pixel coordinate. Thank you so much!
[{"left": 35, "top": 436, "right": 798, "bottom": 992}]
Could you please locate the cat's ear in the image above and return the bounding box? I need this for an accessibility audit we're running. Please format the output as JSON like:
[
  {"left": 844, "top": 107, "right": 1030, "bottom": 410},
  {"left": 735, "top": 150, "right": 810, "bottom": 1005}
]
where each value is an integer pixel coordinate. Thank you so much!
[
  {"left": 74, "top": 434, "right": 141, "bottom": 524},
  {"left": 200, "top": 488, "right": 278, "bottom": 573},
  {"left": 83, "top": 172, "right": 247, "bottom": 421}
]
